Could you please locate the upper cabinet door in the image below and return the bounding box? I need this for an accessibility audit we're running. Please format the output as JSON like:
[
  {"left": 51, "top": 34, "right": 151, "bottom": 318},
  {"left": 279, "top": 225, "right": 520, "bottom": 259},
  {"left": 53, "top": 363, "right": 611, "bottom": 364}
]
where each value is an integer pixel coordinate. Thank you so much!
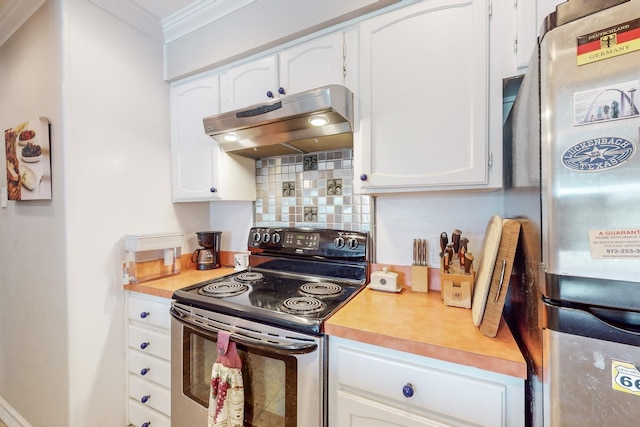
[
  {"left": 171, "top": 73, "right": 256, "bottom": 202},
  {"left": 171, "top": 73, "right": 219, "bottom": 201},
  {"left": 279, "top": 32, "right": 345, "bottom": 94},
  {"left": 356, "top": 0, "right": 492, "bottom": 193},
  {"left": 219, "top": 55, "right": 279, "bottom": 112},
  {"left": 219, "top": 32, "right": 347, "bottom": 113}
]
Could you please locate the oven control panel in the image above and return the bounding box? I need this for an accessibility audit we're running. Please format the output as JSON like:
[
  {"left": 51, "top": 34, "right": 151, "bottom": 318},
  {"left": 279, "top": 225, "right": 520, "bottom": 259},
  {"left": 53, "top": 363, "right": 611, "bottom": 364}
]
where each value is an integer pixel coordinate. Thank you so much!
[{"left": 248, "top": 227, "right": 368, "bottom": 259}]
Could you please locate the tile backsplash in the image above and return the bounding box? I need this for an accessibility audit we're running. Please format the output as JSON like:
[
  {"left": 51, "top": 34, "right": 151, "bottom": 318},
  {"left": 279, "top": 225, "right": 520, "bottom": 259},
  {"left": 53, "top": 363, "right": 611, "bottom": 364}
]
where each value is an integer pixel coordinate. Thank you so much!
[{"left": 255, "top": 148, "right": 371, "bottom": 231}]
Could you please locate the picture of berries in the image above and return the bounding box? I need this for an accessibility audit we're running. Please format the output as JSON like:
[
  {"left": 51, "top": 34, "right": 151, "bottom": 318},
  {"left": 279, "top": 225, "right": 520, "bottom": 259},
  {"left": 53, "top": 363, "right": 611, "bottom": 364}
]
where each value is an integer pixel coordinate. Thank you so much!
[
  {"left": 22, "top": 142, "right": 41, "bottom": 157},
  {"left": 19, "top": 129, "right": 35, "bottom": 141}
]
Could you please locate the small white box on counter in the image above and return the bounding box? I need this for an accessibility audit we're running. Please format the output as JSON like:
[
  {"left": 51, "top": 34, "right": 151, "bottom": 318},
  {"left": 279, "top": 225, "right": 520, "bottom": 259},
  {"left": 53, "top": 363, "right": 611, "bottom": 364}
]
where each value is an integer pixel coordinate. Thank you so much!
[{"left": 123, "top": 233, "right": 183, "bottom": 284}]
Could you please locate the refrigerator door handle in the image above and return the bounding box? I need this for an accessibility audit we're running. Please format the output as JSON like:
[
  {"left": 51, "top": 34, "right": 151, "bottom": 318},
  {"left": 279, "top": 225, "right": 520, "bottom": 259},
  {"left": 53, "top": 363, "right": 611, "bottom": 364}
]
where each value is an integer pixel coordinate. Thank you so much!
[{"left": 588, "top": 306, "right": 640, "bottom": 335}]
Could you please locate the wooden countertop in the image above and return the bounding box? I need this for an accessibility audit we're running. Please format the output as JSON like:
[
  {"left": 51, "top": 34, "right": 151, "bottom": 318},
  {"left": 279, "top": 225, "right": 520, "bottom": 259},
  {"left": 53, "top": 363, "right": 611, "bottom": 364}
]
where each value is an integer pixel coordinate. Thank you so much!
[
  {"left": 124, "top": 267, "right": 236, "bottom": 298},
  {"left": 325, "top": 286, "right": 527, "bottom": 379},
  {"left": 125, "top": 258, "right": 526, "bottom": 380}
]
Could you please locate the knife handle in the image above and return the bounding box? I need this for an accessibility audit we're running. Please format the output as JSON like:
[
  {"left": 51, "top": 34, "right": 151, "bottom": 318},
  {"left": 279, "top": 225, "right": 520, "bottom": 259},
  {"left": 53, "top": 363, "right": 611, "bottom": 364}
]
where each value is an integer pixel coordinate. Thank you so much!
[
  {"left": 439, "top": 232, "right": 448, "bottom": 255},
  {"left": 452, "top": 229, "right": 462, "bottom": 253},
  {"left": 464, "top": 253, "right": 474, "bottom": 274},
  {"left": 412, "top": 239, "right": 417, "bottom": 265}
]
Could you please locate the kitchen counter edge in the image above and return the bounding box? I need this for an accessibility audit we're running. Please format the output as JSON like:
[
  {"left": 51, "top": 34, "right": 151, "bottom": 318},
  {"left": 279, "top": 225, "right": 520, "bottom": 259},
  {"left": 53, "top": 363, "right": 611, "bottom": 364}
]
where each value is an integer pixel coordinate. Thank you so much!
[
  {"left": 325, "top": 287, "right": 527, "bottom": 379},
  {"left": 125, "top": 269, "right": 527, "bottom": 380},
  {"left": 123, "top": 267, "right": 236, "bottom": 299}
]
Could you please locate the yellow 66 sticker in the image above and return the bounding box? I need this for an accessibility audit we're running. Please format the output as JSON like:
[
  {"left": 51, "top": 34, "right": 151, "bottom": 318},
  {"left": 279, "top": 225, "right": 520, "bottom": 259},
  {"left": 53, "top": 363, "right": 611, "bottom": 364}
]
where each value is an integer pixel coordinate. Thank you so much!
[{"left": 612, "top": 360, "right": 640, "bottom": 396}]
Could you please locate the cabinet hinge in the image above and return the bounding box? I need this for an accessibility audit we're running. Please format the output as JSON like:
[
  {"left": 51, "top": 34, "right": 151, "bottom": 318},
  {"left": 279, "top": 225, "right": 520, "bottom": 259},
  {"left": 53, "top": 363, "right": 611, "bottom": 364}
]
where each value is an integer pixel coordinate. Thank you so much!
[
  {"left": 513, "top": 36, "right": 518, "bottom": 54},
  {"left": 343, "top": 42, "right": 347, "bottom": 78},
  {"left": 488, "top": 0, "right": 493, "bottom": 17},
  {"left": 488, "top": 152, "right": 493, "bottom": 169}
]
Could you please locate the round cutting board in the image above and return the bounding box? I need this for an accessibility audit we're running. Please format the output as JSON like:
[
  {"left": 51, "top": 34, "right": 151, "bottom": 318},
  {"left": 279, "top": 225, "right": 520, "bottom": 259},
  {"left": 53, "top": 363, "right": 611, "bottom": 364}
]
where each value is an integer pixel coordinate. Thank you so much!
[{"left": 472, "top": 215, "right": 503, "bottom": 326}]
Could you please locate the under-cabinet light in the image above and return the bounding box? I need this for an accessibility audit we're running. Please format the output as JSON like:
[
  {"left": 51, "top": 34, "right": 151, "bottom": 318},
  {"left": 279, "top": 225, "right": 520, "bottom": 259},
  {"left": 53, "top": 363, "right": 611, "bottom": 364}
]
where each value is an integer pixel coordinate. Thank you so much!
[{"left": 309, "top": 116, "right": 329, "bottom": 127}]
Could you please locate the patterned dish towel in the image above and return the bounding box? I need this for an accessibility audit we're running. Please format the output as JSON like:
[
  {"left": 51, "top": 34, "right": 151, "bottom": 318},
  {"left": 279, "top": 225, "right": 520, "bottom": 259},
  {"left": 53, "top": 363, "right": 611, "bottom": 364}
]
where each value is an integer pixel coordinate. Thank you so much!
[{"left": 208, "top": 330, "right": 244, "bottom": 427}]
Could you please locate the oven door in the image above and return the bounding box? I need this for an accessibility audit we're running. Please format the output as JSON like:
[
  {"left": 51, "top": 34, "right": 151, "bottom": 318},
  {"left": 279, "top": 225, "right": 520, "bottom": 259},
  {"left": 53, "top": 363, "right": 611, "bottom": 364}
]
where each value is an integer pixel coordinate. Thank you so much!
[{"left": 170, "top": 303, "right": 325, "bottom": 427}]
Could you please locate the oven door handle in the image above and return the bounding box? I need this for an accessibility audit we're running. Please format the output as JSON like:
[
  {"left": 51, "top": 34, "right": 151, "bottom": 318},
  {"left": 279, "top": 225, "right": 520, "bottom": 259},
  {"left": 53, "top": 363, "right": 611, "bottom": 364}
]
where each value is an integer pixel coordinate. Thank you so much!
[{"left": 170, "top": 306, "right": 318, "bottom": 355}]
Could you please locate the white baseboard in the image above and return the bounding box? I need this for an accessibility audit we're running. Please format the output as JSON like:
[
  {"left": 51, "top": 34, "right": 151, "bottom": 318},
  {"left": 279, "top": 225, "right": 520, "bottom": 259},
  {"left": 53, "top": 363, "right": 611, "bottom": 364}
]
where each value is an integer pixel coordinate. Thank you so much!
[{"left": 0, "top": 396, "right": 31, "bottom": 427}]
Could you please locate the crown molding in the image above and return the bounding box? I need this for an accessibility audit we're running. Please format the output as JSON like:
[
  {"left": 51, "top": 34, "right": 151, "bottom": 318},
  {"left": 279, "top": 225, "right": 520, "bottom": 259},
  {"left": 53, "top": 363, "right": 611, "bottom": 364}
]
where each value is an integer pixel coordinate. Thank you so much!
[
  {"left": 162, "top": 0, "right": 256, "bottom": 43},
  {"left": 0, "top": 0, "right": 45, "bottom": 47},
  {"left": 88, "top": 0, "right": 256, "bottom": 43},
  {"left": 88, "top": 0, "right": 164, "bottom": 41}
]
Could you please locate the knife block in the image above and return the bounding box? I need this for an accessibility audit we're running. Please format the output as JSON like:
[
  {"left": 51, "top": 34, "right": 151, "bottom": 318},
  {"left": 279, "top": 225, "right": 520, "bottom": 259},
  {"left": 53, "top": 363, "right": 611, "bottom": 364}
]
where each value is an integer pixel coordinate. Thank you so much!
[
  {"left": 410, "top": 265, "right": 429, "bottom": 293},
  {"left": 440, "top": 261, "right": 475, "bottom": 309}
]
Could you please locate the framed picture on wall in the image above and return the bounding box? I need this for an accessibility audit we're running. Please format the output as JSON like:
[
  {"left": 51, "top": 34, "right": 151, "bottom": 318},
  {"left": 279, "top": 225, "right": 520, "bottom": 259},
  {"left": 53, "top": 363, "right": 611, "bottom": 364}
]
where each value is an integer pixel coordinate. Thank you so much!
[{"left": 4, "top": 116, "right": 52, "bottom": 201}]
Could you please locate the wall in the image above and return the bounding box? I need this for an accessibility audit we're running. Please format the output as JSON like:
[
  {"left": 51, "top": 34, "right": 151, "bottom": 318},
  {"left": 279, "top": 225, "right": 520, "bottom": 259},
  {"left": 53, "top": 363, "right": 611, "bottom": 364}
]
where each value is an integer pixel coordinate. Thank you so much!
[
  {"left": 0, "top": 0, "right": 212, "bottom": 425},
  {"left": 63, "top": 0, "right": 210, "bottom": 424},
  {"left": 0, "top": 2, "right": 68, "bottom": 426},
  {"left": 375, "top": 191, "right": 505, "bottom": 268}
]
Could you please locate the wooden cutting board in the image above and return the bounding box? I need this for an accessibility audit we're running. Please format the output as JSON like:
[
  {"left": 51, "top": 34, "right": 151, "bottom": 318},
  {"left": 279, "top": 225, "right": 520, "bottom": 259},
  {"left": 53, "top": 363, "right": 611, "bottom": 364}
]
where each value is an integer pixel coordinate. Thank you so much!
[
  {"left": 479, "top": 219, "right": 521, "bottom": 338},
  {"left": 471, "top": 215, "right": 503, "bottom": 326}
]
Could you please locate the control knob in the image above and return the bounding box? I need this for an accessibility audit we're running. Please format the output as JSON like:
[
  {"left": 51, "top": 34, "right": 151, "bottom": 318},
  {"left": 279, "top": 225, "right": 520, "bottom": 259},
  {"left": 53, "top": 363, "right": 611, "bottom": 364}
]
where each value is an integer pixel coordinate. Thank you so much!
[
  {"left": 262, "top": 233, "right": 271, "bottom": 243},
  {"left": 347, "top": 238, "right": 359, "bottom": 250},
  {"left": 334, "top": 236, "right": 345, "bottom": 248},
  {"left": 272, "top": 233, "right": 281, "bottom": 244},
  {"left": 252, "top": 231, "right": 261, "bottom": 243}
]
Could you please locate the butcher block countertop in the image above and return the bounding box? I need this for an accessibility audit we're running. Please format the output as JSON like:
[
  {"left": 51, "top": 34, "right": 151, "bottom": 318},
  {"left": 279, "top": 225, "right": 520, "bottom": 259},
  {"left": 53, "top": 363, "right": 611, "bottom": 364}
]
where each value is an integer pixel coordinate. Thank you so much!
[
  {"left": 325, "top": 286, "right": 527, "bottom": 379},
  {"left": 125, "top": 256, "right": 526, "bottom": 380},
  {"left": 124, "top": 267, "right": 236, "bottom": 299}
]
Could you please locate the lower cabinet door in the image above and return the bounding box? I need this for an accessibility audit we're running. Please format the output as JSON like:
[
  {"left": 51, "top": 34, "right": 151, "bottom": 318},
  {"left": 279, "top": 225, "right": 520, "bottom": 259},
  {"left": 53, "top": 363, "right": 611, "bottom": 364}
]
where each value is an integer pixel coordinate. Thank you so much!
[
  {"left": 129, "top": 375, "right": 171, "bottom": 417},
  {"left": 128, "top": 349, "right": 171, "bottom": 388},
  {"left": 336, "top": 390, "right": 450, "bottom": 427},
  {"left": 128, "top": 399, "right": 170, "bottom": 427}
]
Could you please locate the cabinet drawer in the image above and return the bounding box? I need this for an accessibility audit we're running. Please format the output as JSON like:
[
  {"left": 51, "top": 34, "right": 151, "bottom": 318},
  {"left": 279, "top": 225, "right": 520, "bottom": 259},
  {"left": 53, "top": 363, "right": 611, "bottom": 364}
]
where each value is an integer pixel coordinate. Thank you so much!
[
  {"left": 129, "top": 349, "right": 171, "bottom": 388},
  {"left": 334, "top": 345, "right": 506, "bottom": 427},
  {"left": 129, "top": 374, "right": 171, "bottom": 416},
  {"left": 128, "top": 293, "right": 171, "bottom": 330},
  {"left": 128, "top": 324, "right": 171, "bottom": 361},
  {"left": 128, "top": 398, "right": 170, "bottom": 427}
]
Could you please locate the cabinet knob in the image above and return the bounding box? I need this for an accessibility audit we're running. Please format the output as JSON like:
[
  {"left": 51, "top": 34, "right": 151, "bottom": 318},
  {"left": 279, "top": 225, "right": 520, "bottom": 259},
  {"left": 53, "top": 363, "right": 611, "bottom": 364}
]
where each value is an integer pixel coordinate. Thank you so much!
[
  {"left": 360, "top": 174, "right": 368, "bottom": 181},
  {"left": 402, "top": 383, "right": 415, "bottom": 398},
  {"left": 142, "top": 423, "right": 150, "bottom": 427},
  {"left": 141, "top": 394, "right": 150, "bottom": 404},
  {"left": 278, "top": 87, "right": 286, "bottom": 95},
  {"left": 139, "top": 311, "right": 149, "bottom": 319},
  {"left": 266, "top": 90, "right": 274, "bottom": 98},
  {"left": 140, "top": 342, "right": 150, "bottom": 350},
  {"left": 140, "top": 367, "right": 150, "bottom": 376},
  {"left": 210, "top": 187, "right": 217, "bottom": 193}
]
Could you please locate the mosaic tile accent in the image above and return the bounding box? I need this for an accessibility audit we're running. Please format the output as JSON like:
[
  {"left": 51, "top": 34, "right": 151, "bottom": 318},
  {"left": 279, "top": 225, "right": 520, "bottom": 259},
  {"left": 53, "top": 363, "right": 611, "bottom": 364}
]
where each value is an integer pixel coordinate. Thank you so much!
[
  {"left": 303, "top": 154, "right": 318, "bottom": 171},
  {"left": 255, "top": 148, "right": 371, "bottom": 232}
]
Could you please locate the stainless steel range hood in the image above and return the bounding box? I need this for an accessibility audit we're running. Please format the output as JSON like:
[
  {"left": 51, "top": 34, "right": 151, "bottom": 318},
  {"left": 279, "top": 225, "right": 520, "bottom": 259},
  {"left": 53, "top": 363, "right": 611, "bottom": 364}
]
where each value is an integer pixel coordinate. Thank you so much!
[{"left": 203, "top": 85, "right": 353, "bottom": 159}]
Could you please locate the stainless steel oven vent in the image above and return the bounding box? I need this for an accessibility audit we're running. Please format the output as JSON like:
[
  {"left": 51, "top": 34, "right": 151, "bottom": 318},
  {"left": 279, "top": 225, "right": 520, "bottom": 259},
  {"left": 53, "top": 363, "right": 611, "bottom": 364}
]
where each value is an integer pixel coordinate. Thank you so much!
[{"left": 203, "top": 85, "right": 353, "bottom": 159}]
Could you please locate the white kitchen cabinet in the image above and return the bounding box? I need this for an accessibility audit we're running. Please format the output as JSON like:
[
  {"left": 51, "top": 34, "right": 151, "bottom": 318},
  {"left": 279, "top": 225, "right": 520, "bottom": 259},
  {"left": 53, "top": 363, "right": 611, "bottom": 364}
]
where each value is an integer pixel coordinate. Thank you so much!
[
  {"left": 355, "top": 0, "right": 501, "bottom": 193},
  {"left": 170, "top": 72, "right": 256, "bottom": 202},
  {"left": 219, "top": 31, "right": 347, "bottom": 112},
  {"left": 329, "top": 337, "right": 524, "bottom": 427},
  {"left": 508, "top": 0, "right": 566, "bottom": 73},
  {"left": 126, "top": 292, "right": 172, "bottom": 427}
]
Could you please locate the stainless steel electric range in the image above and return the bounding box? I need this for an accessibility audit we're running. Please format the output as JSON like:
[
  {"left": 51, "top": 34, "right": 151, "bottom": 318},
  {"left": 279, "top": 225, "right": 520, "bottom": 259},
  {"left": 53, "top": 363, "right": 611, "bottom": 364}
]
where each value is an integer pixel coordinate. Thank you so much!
[{"left": 170, "top": 226, "right": 369, "bottom": 427}]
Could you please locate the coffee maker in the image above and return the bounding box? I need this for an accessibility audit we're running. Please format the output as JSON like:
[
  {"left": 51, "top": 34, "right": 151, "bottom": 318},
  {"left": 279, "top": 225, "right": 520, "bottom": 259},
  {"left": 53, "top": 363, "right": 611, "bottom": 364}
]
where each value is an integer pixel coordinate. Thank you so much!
[{"left": 192, "top": 231, "right": 221, "bottom": 270}]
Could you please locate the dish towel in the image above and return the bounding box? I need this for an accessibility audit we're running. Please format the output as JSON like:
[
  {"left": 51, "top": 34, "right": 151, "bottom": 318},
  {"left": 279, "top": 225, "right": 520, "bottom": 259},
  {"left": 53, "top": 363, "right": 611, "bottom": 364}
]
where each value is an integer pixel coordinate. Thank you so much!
[{"left": 208, "top": 330, "right": 244, "bottom": 427}]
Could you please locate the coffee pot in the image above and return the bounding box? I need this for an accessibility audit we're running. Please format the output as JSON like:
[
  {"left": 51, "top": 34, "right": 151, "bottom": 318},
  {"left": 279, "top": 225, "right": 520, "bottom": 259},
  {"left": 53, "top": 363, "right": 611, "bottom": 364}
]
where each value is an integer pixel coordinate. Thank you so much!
[{"left": 192, "top": 231, "right": 221, "bottom": 270}]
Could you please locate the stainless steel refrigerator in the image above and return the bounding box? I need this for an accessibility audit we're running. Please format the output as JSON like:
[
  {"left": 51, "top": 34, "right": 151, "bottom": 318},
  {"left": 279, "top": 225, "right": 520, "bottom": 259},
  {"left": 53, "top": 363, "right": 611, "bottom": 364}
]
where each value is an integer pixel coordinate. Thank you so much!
[{"left": 504, "top": 0, "right": 640, "bottom": 425}]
